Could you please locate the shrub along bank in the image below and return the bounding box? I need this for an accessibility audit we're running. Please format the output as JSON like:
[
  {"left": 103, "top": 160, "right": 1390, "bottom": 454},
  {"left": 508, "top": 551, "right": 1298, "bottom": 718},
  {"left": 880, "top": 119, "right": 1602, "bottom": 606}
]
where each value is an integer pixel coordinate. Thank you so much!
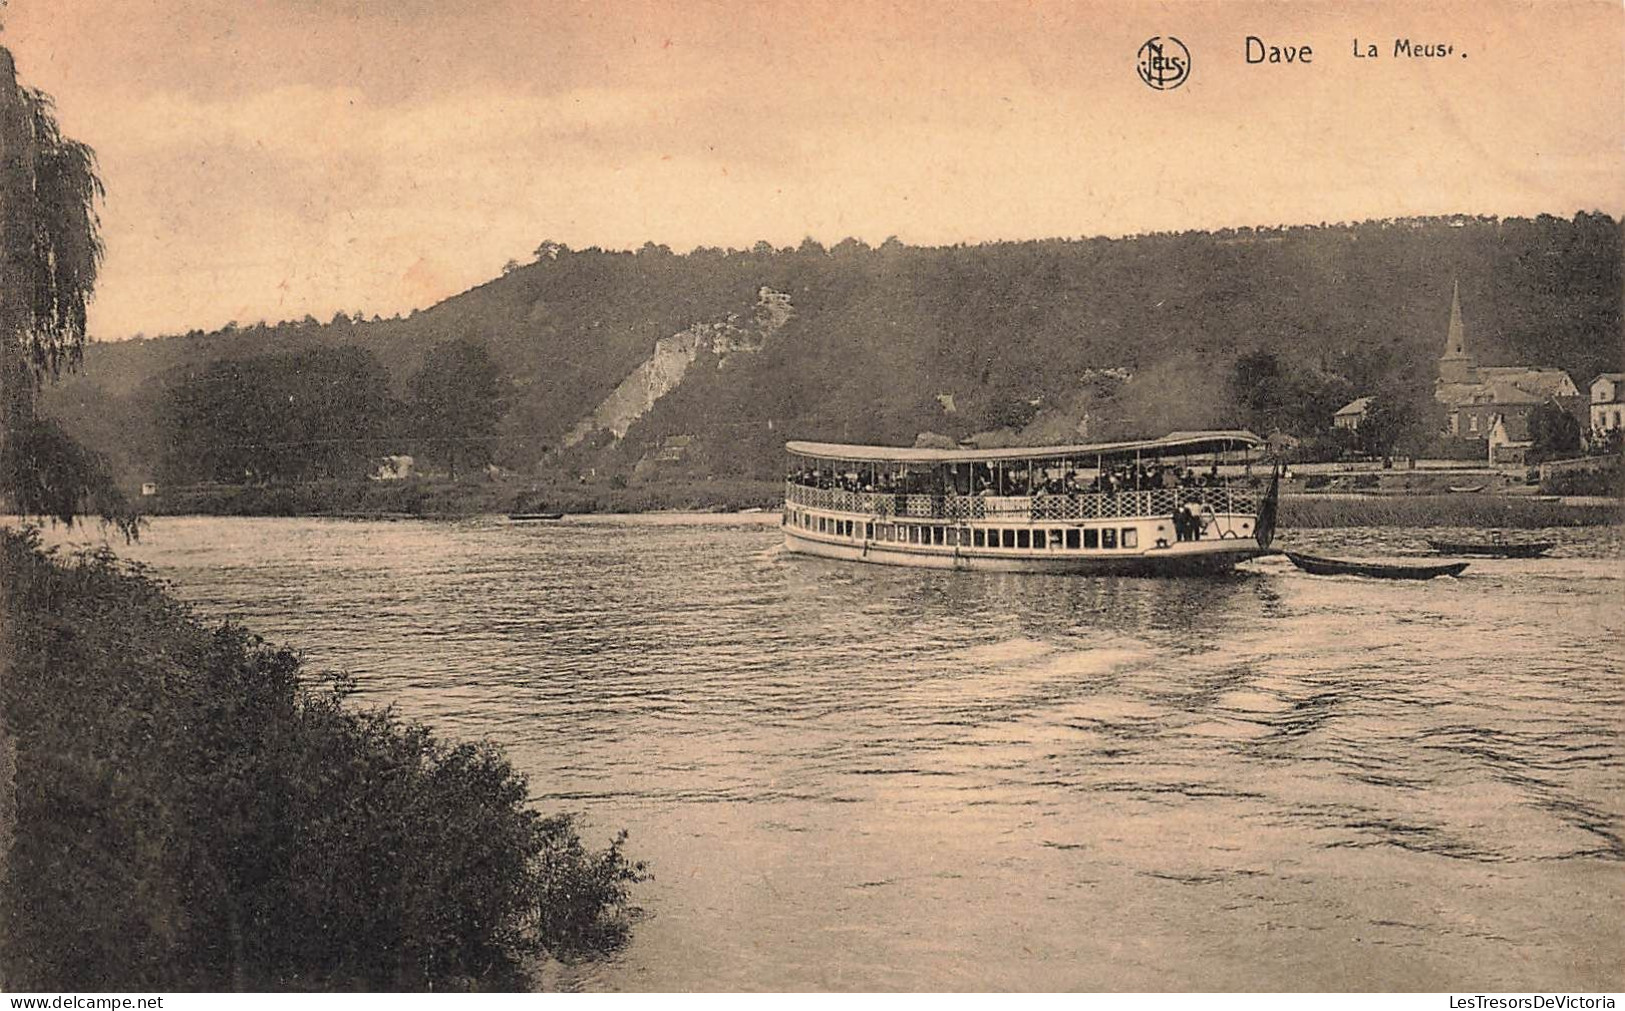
[{"left": 0, "top": 527, "right": 643, "bottom": 990}]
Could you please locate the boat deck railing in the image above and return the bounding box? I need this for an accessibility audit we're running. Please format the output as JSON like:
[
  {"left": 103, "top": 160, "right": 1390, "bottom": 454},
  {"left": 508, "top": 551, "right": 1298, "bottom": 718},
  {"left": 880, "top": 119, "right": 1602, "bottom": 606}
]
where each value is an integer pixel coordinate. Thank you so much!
[{"left": 784, "top": 483, "right": 1259, "bottom": 521}]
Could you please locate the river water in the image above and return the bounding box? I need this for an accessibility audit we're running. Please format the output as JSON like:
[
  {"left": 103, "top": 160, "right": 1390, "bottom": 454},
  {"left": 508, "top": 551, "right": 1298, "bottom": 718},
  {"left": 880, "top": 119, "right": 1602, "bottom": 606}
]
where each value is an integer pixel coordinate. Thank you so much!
[{"left": 48, "top": 515, "right": 1625, "bottom": 991}]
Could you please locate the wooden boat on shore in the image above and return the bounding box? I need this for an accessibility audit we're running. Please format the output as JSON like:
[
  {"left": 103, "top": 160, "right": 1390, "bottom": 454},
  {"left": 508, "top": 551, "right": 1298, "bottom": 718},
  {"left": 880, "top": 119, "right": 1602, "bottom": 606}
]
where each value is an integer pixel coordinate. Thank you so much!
[
  {"left": 1447, "top": 484, "right": 1485, "bottom": 493},
  {"left": 1425, "top": 539, "right": 1553, "bottom": 558},
  {"left": 507, "top": 512, "right": 564, "bottom": 522},
  {"left": 782, "top": 431, "right": 1279, "bottom": 575},
  {"left": 1284, "top": 550, "right": 1468, "bottom": 580}
]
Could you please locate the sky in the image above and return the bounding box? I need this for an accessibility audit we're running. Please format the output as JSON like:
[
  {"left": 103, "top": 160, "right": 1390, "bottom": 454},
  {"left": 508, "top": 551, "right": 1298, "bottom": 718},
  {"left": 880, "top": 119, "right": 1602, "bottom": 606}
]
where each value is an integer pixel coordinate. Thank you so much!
[{"left": 2, "top": 0, "right": 1621, "bottom": 339}]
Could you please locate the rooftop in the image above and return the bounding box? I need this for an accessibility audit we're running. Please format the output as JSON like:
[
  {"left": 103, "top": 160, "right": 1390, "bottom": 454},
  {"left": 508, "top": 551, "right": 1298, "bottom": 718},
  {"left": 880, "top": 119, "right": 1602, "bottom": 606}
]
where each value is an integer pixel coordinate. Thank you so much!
[{"left": 786, "top": 430, "right": 1265, "bottom": 464}]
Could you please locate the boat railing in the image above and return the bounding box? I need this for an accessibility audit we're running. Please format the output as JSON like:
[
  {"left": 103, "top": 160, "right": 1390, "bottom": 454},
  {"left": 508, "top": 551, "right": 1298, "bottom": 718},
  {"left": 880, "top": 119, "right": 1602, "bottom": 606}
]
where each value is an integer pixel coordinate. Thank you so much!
[{"left": 784, "top": 483, "right": 1258, "bottom": 521}]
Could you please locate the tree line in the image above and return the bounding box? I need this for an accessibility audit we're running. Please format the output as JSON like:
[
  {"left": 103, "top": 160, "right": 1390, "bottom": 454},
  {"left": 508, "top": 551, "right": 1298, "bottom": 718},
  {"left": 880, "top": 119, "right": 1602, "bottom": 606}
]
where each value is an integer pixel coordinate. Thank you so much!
[{"left": 158, "top": 338, "right": 505, "bottom": 486}]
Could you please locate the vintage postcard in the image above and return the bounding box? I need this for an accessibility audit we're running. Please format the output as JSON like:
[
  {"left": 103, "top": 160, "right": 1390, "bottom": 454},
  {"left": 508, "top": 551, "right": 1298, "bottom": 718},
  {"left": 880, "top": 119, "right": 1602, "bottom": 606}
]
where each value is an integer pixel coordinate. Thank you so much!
[{"left": 0, "top": 0, "right": 1620, "bottom": 996}]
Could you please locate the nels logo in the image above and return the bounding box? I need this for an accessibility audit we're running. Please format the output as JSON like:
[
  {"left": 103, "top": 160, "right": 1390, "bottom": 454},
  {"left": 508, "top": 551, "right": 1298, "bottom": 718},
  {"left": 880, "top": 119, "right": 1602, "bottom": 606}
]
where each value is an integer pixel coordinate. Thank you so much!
[{"left": 1137, "top": 36, "right": 1191, "bottom": 91}]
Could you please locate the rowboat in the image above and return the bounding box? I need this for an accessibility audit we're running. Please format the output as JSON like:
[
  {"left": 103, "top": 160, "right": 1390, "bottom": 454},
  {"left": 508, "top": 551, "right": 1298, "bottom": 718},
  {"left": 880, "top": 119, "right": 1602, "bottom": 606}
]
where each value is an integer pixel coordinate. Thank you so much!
[
  {"left": 507, "top": 512, "right": 564, "bottom": 522},
  {"left": 782, "top": 431, "right": 1279, "bottom": 575},
  {"left": 1425, "top": 539, "right": 1552, "bottom": 558},
  {"left": 1447, "top": 484, "right": 1485, "bottom": 493},
  {"left": 1284, "top": 550, "right": 1468, "bottom": 580}
]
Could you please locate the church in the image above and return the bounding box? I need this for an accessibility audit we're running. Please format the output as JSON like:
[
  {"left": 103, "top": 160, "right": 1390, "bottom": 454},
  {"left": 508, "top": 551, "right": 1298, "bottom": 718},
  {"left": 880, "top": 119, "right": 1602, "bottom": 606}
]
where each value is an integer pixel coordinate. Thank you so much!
[{"left": 1433, "top": 281, "right": 1578, "bottom": 447}]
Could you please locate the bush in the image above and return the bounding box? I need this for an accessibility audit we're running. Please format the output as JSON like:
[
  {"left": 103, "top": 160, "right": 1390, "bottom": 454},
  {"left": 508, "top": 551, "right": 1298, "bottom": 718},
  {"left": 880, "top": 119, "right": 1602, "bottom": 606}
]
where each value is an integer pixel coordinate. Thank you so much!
[{"left": 0, "top": 528, "right": 644, "bottom": 990}]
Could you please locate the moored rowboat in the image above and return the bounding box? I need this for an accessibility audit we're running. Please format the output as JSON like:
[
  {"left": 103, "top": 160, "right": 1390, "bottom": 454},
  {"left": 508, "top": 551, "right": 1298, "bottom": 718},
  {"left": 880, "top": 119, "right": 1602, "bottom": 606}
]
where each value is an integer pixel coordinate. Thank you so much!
[
  {"left": 507, "top": 512, "right": 564, "bottom": 522},
  {"left": 1425, "top": 539, "right": 1552, "bottom": 558},
  {"left": 1283, "top": 550, "right": 1468, "bottom": 580}
]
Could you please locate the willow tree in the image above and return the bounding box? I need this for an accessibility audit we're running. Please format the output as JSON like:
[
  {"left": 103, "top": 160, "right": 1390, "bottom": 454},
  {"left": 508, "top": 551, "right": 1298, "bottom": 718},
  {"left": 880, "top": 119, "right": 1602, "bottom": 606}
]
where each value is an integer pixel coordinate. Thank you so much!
[{"left": 0, "top": 46, "right": 133, "bottom": 535}]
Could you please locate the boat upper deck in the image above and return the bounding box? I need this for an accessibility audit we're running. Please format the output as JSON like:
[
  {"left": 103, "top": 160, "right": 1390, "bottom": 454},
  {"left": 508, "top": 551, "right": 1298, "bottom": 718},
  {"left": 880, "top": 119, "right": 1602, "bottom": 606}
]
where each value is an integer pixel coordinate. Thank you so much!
[{"left": 784, "top": 430, "right": 1268, "bottom": 523}]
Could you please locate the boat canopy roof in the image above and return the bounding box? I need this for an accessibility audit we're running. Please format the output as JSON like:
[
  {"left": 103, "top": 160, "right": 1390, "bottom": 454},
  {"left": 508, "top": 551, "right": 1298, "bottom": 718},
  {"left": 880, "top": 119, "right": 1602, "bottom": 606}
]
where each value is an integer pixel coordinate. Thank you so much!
[{"left": 785, "top": 430, "right": 1265, "bottom": 465}]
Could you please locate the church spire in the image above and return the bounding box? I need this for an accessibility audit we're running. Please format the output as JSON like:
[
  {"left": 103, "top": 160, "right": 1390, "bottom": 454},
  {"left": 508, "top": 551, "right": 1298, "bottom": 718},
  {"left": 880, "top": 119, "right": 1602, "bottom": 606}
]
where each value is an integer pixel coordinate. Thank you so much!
[{"left": 1438, "top": 279, "right": 1478, "bottom": 384}]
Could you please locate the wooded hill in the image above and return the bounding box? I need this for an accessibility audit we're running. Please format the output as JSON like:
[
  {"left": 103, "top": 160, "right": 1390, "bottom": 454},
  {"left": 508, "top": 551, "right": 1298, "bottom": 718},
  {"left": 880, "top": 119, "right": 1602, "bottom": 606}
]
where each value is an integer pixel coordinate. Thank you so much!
[{"left": 42, "top": 213, "right": 1623, "bottom": 486}]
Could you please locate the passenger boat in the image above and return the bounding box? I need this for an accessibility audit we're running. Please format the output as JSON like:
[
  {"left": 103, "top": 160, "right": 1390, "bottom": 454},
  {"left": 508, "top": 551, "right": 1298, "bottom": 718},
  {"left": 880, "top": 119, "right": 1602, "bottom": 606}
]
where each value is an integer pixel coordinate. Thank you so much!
[
  {"left": 1425, "top": 538, "right": 1553, "bottom": 558},
  {"left": 782, "top": 431, "right": 1278, "bottom": 575},
  {"left": 1284, "top": 551, "right": 1468, "bottom": 580}
]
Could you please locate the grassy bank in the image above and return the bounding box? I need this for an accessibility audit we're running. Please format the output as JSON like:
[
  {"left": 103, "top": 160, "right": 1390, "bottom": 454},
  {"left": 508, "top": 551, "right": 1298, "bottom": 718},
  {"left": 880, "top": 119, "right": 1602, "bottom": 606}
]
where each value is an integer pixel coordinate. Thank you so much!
[
  {"left": 133, "top": 479, "right": 1623, "bottom": 528},
  {"left": 1280, "top": 494, "right": 1622, "bottom": 528},
  {"left": 0, "top": 527, "right": 643, "bottom": 990},
  {"left": 143, "top": 477, "right": 785, "bottom": 518}
]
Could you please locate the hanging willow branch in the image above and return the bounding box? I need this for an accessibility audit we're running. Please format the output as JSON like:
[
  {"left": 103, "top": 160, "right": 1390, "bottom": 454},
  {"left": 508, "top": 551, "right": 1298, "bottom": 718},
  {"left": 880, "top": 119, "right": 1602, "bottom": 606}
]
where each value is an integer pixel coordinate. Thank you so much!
[
  {"left": 0, "top": 46, "right": 135, "bottom": 538},
  {"left": 7, "top": 78, "right": 106, "bottom": 379}
]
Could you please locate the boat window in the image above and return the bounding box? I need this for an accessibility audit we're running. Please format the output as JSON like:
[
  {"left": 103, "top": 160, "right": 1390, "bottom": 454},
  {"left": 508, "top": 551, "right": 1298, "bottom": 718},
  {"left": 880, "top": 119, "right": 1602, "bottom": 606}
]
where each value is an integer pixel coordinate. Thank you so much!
[
  {"left": 973, "top": 528, "right": 986, "bottom": 548},
  {"left": 1033, "top": 529, "right": 1046, "bottom": 550},
  {"left": 945, "top": 528, "right": 958, "bottom": 546},
  {"left": 1122, "top": 528, "right": 1138, "bottom": 549},
  {"left": 1084, "top": 528, "right": 1099, "bottom": 549},
  {"left": 1016, "top": 529, "right": 1031, "bottom": 550},
  {"left": 1052, "top": 528, "right": 1065, "bottom": 549},
  {"left": 818, "top": 517, "right": 826, "bottom": 534},
  {"left": 909, "top": 526, "right": 920, "bottom": 544},
  {"left": 865, "top": 522, "right": 874, "bottom": 540},
  {"left": 1102, "top": 528, "right": 1118, "bottom": 549},
  {"left": 1066, "top": 529, "right": 1081, "bottom": 550},
  {"left": 933, "top": 526, "right": 945, "bottom": 546},
  {"left": 1001, "top": 529, "right": 1016, "bottom": 549}
]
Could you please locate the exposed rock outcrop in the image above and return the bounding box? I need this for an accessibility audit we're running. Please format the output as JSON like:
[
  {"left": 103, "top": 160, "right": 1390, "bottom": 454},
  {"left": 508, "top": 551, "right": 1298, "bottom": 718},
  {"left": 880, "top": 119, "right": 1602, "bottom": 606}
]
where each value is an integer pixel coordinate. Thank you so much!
[{"left": 562, "top": 287, "right": 793, "bottom": 447}]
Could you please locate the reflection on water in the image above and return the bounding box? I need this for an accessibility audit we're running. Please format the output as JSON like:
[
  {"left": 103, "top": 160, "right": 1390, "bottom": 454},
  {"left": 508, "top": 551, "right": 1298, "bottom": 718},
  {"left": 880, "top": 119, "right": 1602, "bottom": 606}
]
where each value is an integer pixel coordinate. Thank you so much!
[{"left": 49, "top": 515, "right": 1625, "bottom": 991}]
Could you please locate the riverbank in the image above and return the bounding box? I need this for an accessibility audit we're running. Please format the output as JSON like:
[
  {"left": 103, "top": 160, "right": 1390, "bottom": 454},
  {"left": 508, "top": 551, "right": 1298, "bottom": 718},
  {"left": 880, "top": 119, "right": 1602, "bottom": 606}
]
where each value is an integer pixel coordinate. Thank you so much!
[
  {"left": 0, "top": 526, "right": 643, "bottom": 990},
  {"left": 140, "top": 477, "right": 786, "bottom": 519},
  {"left": 132, "top": 477, "right": 1622, "bottom": 528},
  {"left": 1279, "top": 493, "right": 1622, "bottom": 528}
]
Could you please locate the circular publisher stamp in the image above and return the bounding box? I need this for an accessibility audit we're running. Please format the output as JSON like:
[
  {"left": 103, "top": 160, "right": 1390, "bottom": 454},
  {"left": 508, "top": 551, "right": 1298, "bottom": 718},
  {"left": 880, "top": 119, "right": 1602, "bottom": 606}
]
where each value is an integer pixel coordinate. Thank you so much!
[{"left": 1137, "top": 36, "right": 1191, "bottom": 90}]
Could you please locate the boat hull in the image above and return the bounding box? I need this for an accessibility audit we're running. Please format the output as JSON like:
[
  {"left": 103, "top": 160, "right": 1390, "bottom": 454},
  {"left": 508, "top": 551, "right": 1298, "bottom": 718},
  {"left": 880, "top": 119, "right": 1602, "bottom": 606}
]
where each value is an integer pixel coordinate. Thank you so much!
[
  {"left": 784, "top": 526, "right": 1264, "bottom": 575},
  {"left": 1284, "top": 550, "right": 1468, "bottom": 579}
]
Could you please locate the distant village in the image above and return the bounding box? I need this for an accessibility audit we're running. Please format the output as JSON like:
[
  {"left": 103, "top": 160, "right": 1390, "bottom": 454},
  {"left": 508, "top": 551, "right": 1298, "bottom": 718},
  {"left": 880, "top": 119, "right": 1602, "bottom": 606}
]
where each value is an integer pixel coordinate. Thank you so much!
[{"left": 1333, "top": 281, "right": 1623, "bottom": 466}]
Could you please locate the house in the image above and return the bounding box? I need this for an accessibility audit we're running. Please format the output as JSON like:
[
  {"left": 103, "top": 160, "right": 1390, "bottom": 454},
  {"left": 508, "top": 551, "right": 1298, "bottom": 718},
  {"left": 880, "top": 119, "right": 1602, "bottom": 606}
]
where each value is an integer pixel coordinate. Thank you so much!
[
  {"left": 372, "top": 455, "right": 415, "bottom": 480},
  {"left": 1433, "top": 280, "right": 1577, "bottom": 439},
  {"left": 1487, "top": 412, "right": 1533, "bottom": 465},
  {"left": 1451, "top": 381, "right": 1540, "bottom": 438},
  {"left": 1591, "top": 373, "right": 1625, "bottom": 432},
  {"left": 1333, "top": 397, "right": 1371, "bottom": 430},
  {"left": 1266, "top": 431, "right": 1301, "bottom": 454}
]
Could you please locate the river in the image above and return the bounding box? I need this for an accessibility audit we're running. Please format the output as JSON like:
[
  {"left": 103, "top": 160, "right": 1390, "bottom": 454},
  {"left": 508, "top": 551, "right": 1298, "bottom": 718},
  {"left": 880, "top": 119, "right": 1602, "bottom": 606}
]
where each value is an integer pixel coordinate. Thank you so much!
[{"left": 48, "top": 515, "right": 1625, "bottom": 991}]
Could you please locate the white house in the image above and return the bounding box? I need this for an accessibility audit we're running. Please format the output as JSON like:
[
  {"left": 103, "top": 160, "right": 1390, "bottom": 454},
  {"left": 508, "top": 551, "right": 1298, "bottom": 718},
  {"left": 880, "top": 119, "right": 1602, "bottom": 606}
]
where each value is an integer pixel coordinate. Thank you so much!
[
  {"left": 1487, "top": 413, "right": 1533, "bottom": 465},
  {"left": 372, "top": 455, "right": 415, "bottom": 480},
  {"left": 1333, "top": 397, "right": 1371, "bottom": 431},
  {"left": 1590, "top": 373, "right": 1625, "bottom": 432}
]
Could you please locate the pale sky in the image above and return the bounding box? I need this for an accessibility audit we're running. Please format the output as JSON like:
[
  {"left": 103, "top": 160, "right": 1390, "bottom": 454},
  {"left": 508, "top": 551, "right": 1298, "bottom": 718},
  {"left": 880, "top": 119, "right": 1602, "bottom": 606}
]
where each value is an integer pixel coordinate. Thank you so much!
[{"left": 2, "top": 0, "right": 1621, "bottom": 339}]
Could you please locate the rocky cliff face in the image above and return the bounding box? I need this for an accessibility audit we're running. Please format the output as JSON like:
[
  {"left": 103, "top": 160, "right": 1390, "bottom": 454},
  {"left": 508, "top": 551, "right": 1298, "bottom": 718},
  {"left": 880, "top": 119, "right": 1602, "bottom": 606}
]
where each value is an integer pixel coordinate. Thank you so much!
[{"left": 563, "top": 287, "right": 793, "bottom": 446}]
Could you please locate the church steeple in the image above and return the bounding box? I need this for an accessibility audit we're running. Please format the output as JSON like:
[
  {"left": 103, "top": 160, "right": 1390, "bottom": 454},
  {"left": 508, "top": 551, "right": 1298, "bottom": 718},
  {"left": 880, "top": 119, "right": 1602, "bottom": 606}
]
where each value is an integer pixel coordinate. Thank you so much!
[{"left": 1437, "top": 280, "right": 1478, "bottom": 384}]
